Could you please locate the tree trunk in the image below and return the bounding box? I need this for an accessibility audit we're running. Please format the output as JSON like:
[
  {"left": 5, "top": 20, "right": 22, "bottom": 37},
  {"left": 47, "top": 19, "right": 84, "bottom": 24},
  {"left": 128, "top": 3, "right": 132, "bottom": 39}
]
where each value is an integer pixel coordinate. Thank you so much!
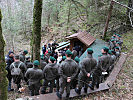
[
  {"left": 0, "top": 9, "right": 8, "bottom": 100},
  {"left": 126, "top": 0, "right": 133, "bottom": 28},
  {"left": 103, "top": 1, "right": 114, "bottom": 40},
  {"left": 66, "top": 1, "right": 71, "bottom": 36},
  {"left": 32, "top": 0, "right": 42, "bottom": 61}
]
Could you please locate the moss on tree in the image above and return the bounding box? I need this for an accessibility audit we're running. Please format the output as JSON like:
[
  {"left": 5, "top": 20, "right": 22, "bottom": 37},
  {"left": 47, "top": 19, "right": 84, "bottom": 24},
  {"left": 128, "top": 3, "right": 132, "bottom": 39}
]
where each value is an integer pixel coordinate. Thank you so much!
[
  {"left": 32, "top": 0, "right": 42, "bottom": 61},
  {"left": 0, "top": 9, "right": 8, "bottom": 100}
]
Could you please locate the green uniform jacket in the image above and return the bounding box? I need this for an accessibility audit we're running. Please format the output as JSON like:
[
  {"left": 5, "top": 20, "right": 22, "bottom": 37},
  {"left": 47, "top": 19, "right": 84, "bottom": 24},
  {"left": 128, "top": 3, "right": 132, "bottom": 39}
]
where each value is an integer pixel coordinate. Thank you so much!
[
  {"left": 43, "top": 63, "right": 59, "bottom": 80},
  {"left": 97, "top": 53, "right": 110, "bottom": 72},
  {"left": 79, "top": 54, "right": 97, "bottom": 76},
  {"left": 59, "top": 59, "right": 78, "bottom": 80},
  {"left": 19, "top": 54, "right": 25, "bottom": 62},
  {"left": 25, "top": 67, "right": 43, "bottom": 85}
]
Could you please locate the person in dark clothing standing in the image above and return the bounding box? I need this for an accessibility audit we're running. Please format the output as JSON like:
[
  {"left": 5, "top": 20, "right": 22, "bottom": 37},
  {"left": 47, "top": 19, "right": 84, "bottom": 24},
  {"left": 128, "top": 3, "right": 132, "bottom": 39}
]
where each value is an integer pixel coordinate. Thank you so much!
[
  {"left": 56, "top": 50, "right": 78, "bottom": 99},
  {"left": 41, "top": 56, "right": 59, "bottom": 94},
  {"left": 25, "top": 60, "right": 43, "bottom": 96},
  {"left": 40, "top": 54, "right": 47, "bottom": 70},
  {"left": 75, "top": 48, "right": 97, "bottom": 94},
  {"left": 24, "top": 56, "right": 33, "bottom": 69},
  {"left": 97, "top": 47, "right": 110, "bottom": 82},
  {"left": 42, "top": 45, "right": 47, "bottom": 54},
  {"left": 52, "top": 41, "right": 59, "bottom": 54},
  {"left": 71, "top": 47, "right": 77, "bottom": 60},
  {"left": 5, "top": 51, "right": 14, "bottom": 91},
  {"left": 71, "top": 56, "right": 80, "bottom": 89},
  {"left": 19, "top": 50, "right": 28, "bottom": 62},
  {"left": 10, "top": 55, "right": 27, "bottom": 91}
]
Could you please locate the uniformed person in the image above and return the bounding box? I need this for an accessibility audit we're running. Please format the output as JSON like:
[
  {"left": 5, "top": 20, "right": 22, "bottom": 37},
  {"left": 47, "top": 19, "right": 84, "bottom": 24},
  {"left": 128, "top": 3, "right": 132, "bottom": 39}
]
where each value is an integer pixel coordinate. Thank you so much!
[
  {"left": 10, "top": 55, "right": 26, "bottom": 91},
  {"left": 88, "top": 65, "right": 102, "bottom": 90},
  {"left": 19, "top": 50, "right": 28, "bottom": 62},
  {"left": 111, "top": 33, "right": 117, "bottom": 40},
  {"left": 115, "top": 42, "right": 121, "bottom": 52},
  {"left": 56, "top": 50, "right": 78, "bottom": 99},
  {"left": 115, "top": 47, "right": 120, "bottom": 58},
  {"left": 71, "top": 47, "right": 78, "bottom": 60},
  {"left": 97, "top": 46, "right": 110, "bottom": 82},
  {"left": 25, "top": 60, "right": 43, "bottom": 96},
  {"left": 71, "top": 56, "right": 80, "bottom": 89},
  {"left": 41, "top": 56, "right": 59, "bottom": 94},
  {"left": 108, "top": 50, "right": 116, "bottom": 72},
  {"left": 116, "top": 34, "right": 123, "bottom": 46},
  {"left": 107, "top": 50, "right": 114, "bottom": 74},
  {"left": 75, "top": 48, "right": 97, "bottom": 94},
  {"left": 40, "top": 54, "right": 47, "bottom": 70},
  {"left": 109, "top": 39, "right": 116, "bottom": 50},
  {"left": 24, "top": 56, "right": 33, "bottom": 69}
]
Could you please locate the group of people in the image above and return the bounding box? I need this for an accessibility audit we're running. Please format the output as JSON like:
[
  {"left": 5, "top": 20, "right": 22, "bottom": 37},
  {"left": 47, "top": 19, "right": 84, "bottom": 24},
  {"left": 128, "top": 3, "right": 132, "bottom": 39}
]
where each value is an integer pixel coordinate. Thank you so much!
[{"left": 5, "top": 33, "right": 123, "bottom": 99}]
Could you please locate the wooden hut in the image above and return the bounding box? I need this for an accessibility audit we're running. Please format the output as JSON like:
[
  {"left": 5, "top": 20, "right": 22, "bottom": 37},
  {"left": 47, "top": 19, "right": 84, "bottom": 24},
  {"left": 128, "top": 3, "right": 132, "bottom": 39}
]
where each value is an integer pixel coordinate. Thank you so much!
[{"left": 66, "top": 31, "right": 96, "bottom": 52}]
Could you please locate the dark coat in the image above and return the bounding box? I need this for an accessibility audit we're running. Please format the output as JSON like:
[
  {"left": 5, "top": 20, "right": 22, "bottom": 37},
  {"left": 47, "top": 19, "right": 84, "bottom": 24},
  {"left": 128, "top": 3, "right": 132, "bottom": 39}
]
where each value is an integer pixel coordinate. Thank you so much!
[
  {"left": 10, "top": 61, "right": 27, "bottom": 76},
  {"left": 25, "top": 67, "right": 43, "bottom": 85},
  {"left": 6, "top": 55, "right": 14, "bottom": 79},
  {"left": 40, "top": 60, "right": 47, "bottom": 70},
  {"left": 19, "top": 54, "right": 25, "bottom": 62},
  {"left": 97, "top": 53, "right": 110, "bottom": 72},
  {"left": 79, "top": 54, "right": 97, "bottom": 76},
  {"left": 59, "top": 59, "right": 78, "bottom": 80},
  {"left": 43, "top": 63, "right": 59, "bottom": 80}
]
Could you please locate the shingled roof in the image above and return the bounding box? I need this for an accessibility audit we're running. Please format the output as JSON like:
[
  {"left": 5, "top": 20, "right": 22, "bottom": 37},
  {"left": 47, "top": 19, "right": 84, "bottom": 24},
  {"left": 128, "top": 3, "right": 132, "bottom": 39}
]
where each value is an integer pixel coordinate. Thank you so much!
[{"left": 66, "top": 31, "right": 96, "bottom": 47}]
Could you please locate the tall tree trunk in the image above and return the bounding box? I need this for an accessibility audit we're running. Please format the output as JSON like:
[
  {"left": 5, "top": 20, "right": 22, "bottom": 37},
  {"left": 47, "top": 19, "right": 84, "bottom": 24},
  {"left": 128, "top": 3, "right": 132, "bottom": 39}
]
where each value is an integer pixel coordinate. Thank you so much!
[
  {"left": 66, "top": 1, "right": 71, "bottom": 36},
  {"left": 126, "top": 0, "right": 133, "bottom": 29},
  {"left": 0, "top": 9, "right": 8, "bottom": 100},
  {"left": 32, "top": 0, "right": 42, "bottom": 61}
]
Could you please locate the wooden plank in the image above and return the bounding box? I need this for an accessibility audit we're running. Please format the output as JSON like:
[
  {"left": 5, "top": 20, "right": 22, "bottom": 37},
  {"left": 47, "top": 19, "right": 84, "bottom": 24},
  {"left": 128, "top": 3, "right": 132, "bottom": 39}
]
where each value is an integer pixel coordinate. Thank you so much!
[
  {"left": 27, "top": 83, "right": 109, "bottom": 100},
  {"left": 105, "top": 53, "right": 127, "bottom": 87}
]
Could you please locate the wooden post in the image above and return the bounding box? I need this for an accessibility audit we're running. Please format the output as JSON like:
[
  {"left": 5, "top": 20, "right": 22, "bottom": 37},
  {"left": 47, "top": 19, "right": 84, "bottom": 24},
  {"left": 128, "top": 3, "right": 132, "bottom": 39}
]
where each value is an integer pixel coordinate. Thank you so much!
[{"left": 103, "top": 0, "right": 114, "bottom": 40}]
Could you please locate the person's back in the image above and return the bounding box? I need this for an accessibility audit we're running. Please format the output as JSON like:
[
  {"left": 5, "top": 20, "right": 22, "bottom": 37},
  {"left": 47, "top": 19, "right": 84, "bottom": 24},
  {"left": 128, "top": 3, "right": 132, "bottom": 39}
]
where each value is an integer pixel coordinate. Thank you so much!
[
  {"left": 25, "top": 67, "right": 43, "bottom": 84},
  {"left": 10, "top": 61, "right": 26, "bottom": 76},
  {"left": 60, "top": 59, "right": 78, "bottom": 79},
  {"left": 57, "top": 50, "right": 78, "bottom": 99},
  {"left": 19, "top": 50, "right": 28, "bottom": 62},
  {"left": 98, "top": 54, "right": 110, "bottom": 72},
  {"left": 72, "top": 50, "right": 77, "bottom": 60},
  {"left": 43, "top": 63, "right": 59, "bottom": 80},
  {"left": 75, "top": 48, "right": 97, "bottom": 94},
  {"left": 41, "top": 57, "right": 59, "bottom": 94},
  {"left": 80, "top": 54, "right": 97, "bottom": 76},
  {"left": 25, "top": 60, "right": 43, "bottom": 96},
  {"left": 10, "top": 55, "right": 26, "bottom": 90},
  {"left": 40, "top": 59, "right": 47, "bottom": 70}
]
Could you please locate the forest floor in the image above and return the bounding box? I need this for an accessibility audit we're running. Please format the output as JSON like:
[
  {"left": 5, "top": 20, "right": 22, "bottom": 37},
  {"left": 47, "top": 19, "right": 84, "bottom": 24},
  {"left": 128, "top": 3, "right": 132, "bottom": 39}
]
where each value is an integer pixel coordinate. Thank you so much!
[{"left": 8, "top": 31, "right": 133, "bottom": 100}]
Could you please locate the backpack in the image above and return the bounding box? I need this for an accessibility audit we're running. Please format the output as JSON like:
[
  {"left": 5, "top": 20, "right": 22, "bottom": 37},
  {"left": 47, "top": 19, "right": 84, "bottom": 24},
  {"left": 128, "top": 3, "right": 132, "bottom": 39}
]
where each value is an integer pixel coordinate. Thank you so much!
[{"left": 11, "top": 62, "right": 22, "bottom": 75}]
